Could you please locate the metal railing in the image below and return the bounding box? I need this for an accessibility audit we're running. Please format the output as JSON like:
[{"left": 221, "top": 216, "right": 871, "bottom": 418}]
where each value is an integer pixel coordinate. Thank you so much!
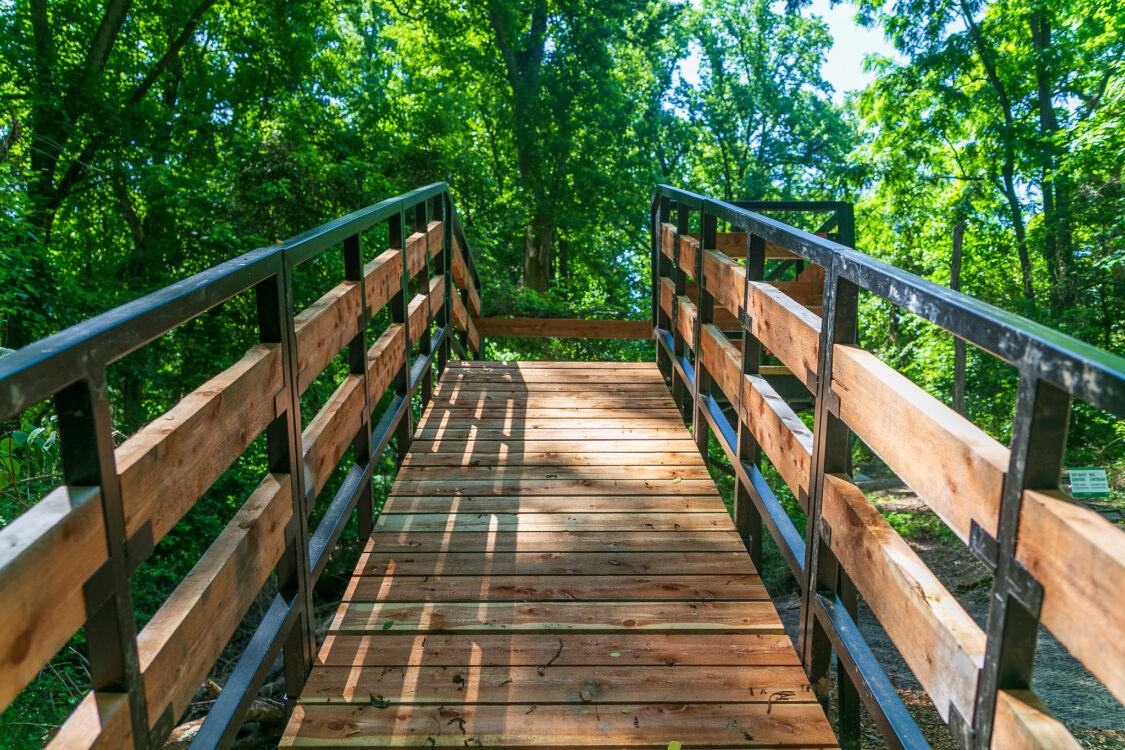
[
  {"left": 0, "top": 183, "right": 482, "bottom": 749},
  {"left": 651, "top": 184, "right": 1125, "bottom": 749}
]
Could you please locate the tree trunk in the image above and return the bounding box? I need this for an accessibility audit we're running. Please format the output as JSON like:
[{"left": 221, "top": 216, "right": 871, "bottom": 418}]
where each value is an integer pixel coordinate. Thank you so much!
[
  {"left": 523, "top": 213, "right": 552, "bottom": 292},
  {"left": 951, "top": 219, "right": 966, "bottom": 416},
  {"left": 1000, "top": 166, "right": 1035, "bottom": 311},
  {"left": 558, "top": 231, "right": 568, "bottom": 279},
  {"left": 960, "top": 0, "right": 1035, "bottom": 311},
  {"left": 485, "top": 0, "right": 554, "bottom": 293},
  {"left": 1029, "top": 11, "right": 1072, "bottom": 313}
]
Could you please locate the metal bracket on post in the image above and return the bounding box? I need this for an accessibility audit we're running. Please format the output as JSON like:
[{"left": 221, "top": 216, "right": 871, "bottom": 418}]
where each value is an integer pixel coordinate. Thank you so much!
[
  {"left": 56, "top": 373, "right": 151, "bottom": 749},
  {"left": 344, "top": 231, "right": 374, "bottom": 544},
  {"left": 124, "top": 522, "right": 154, "bottom": 577},
  {"left": 392, "top": 206, "right": 413, "bottom": 465},
  {"left": 970, "top": 372, "right": 1070, "bottom": 749},
  {"left": 948, "top": 703, "right": 975, "bottom": 749},
  {"left": 799, "top": 259, "right": 860, "bottom": 747}
]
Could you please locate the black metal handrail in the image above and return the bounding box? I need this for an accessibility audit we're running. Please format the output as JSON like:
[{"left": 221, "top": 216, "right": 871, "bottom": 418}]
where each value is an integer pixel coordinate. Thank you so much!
[
  {"left": 0, "top": 182, "right": 481, "bottom": 750},
  {"left": 650, "top": 183, "right": 1125, "bottom": 750}
]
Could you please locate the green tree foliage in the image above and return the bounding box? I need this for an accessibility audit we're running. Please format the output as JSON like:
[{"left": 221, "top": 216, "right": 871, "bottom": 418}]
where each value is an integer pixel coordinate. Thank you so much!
[
  {"left": 1, "top": 0, "right": 1124, "bottom": 744},
  {"left": 675, "top": 0, "right": 855, "bottom": 200}
]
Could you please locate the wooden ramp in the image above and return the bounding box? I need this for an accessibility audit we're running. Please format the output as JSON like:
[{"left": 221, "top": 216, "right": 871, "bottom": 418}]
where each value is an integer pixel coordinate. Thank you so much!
[{"left": 281, "top": 361, "right": 838, "bottom": 748}]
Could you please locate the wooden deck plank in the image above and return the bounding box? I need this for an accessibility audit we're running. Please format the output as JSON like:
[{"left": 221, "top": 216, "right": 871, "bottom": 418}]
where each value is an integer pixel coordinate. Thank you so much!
[
  {"left": 384, "top": 480, "right": 720, "bottom": 497},
  {"left": 352, "top": 551, "right": 759, "bottom": 577},
  {"left": 330, "top": 601, "right": 786, "bottom": 634},
  {"left": 300, "top": 665, "right": 813, "bottom": 704},
  {"left": 365, "top": 531, "right": 747, "bottom": 553},
  {"left": 379, "top": 496, "right": 729, "bottom": 515},
  {"left": 408, "top": 440, "right": 700, "bottom": 454},
  {"left": 285, "top": 362, "right": 836, "bottom": 749},
  {"left": 434, "top": 384, "right": 670, "bottom": 395},
  {"left": 373, "top": 512, "right": 731, "bottom": 532},
  {"left": 393, "top": 466, "right": 714, "bottom": 480},
  {"left": 281, "top": 703, "right": 836, "bottom": 747},
  {"left": 343, "top": 574, "right": 767, "bottom": 602},
  {"left": 429, "top": 394, "right": 676, "bottom": 407},
  {"left": 315, "top": 633, "right": 803, "bottom": 667},
  {"left": 414, "top": 427, "right": 707, "bottom": 441},
  {"left": 402, "top": 452, "right": 705, "bottom": 467},
  {"left": 365, "top": 531, "right": 748, "bottom": 553},
  {"left": 415, "top": 417, "right": 690, "bottom": 430}
]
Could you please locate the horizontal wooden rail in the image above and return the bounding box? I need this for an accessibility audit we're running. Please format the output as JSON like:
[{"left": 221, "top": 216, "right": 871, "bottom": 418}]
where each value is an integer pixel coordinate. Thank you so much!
[
  {"left": 476, "top": 318, "right": 652, "bottom": 340},
  {"left": 0, "top": 182, "right": 484, "bottom": 750},
  {"left": 651, "top": 186, "right": 1125, "bottom": 750}
]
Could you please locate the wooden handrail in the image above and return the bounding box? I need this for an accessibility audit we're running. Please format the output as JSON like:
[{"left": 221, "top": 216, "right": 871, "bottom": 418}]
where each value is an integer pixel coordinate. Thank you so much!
[
  {"left": 0, "top": 183, "right": 483, "bottom": 750},
  {"left": 651, "top": 186, "right": 1121, "bottom": 750}
]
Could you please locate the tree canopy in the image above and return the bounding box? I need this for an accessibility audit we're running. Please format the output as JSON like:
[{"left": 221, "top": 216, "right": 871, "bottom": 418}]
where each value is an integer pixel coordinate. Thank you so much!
[{"left": 1, "top": 1, "right": 1124, "bottom": 742}]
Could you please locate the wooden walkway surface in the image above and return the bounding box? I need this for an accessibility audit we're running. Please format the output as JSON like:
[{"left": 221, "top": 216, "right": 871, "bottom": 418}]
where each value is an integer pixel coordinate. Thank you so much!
[{"left": 281, "top": 361, "right": 838, "bottom": 748}]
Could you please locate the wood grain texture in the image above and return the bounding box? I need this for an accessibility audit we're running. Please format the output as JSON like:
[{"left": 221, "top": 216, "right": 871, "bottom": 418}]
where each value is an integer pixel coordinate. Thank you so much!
[
  {"left": 302, "top": 374, "right": 365, "bottom": 499},
  {"left": 294, "top": 280, "right": 361, "bottom": 393},
  {"left": 451, "top": 234, "right": 481, "bottom": 317},
  {"left": 344, "top": 574, "right": 767, "bottom": 602},
  {"left": 450, "top": 284, "right": 480, "bottom": 352},
  {"left": 373, "top": 511, "right": 731, "bottom": 532},
  {"left": 448, "top": 361, "right": 658, "bottom": 368},
  {"left": 439, "top": 369, "right": 665, "bottom": 384},
  {"left": 316, "top": 633, "right": 803, "bottom": 667},
  {"left": 686, "top": 231, "right": 801, "bottom": 260},
  {"left": 402, "top": 451, "right": 703, "bottom": 467},
  {"left": 739, "top": 373, "right": 813, "bottom": 504},
  {"left": 0, "top": 487, "right": 106, "bottom": 712},
  {"left": 365, "top": 248, "right": 402, "bottom": 316},
  {"left": 301, "top": 665, "right": 809, "bottom": 704},
  {"left": 408, "top": 439, "right": 700, "bottom": 454},
  {"left": 389, "top": 465, "right": 712, "bottom": 481},
  {"left": 475, "top": 318, "right": 652, "bottom": 340},
  {"left": 352, "top": 551, "right": 759, "bottom": 577},
  {"left": 367, "top": 324, "right": 405, "bottom": 401},
  {"left": 366, "top": 530, "right": 747, "bottom": 553},
  {"left": 660, "top": 222, "right": 676, "bottom": 260},
  {"left": 661, "top": 296, "right": 812, "bottom": 502},
  {"left": 331, "top": 600, "right": 786, "bottom": 633},
  {"left": 700, "top": 249, "right": 822, "bottom": 379},
  {"left": 404, "top": 230, "right": 428, "bottom": 277},
  {"left": 137, "top": 474, "right": 291, "bottom": 725},
  {"left": 44, "top": 691, "right": 133, "bottom": 750},
  {"left": 990, "top": 690, "right": 1081, "bottom": 750},
  {"left": 1016, "top": 489, "right": 1125, "bottom": 705},
  {"left": 426, "top": 220, "right": 443, "bottom": 259},
  {"left": 282, "top": 702, "right": 837, "bottom": 747},
  {"left": 832, "top": 344, "right": 1007, "bottom": 541},
  {"left": 820, "top": 474, "right": 984, "bottom": 722},
  {"left": 116, "top": 343, "right": 282, "bottom": 541},
  {"left": 284, "top": 362, "right": 836, "bottom": 748}
]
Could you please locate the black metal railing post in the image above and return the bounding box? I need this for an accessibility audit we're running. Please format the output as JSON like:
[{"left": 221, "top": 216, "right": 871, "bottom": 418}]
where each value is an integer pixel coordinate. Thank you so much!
[
  {"left": 800, "top": 256, "right": 860, "bottom": 747},
  {"left": 255, "top": 266, "right": 315, "bottom": 717},
  {"left": 438, "top": 195, "right": 452, "bottom": 373},
  {"left": 672, "top": 202, "right": 691, "bottom": 422},
  {"left": 415, "top": 201, "right": 434, "bottom": 408},
  {"left": 344, "top": 233, "right": 375, "bottom": 544},
  {"left": 967, "top": 373, "right": 1068, "bottom": 748},
  {"left": 735, "top": 231, "right": 766, "bottom": 568},
  {"left": 692, "top": 211, "right": 717, "bottom": 458},
  {"left": 56, "top": 372, "right": 150, "bottom": 748},
  {"left": 653, "top": 196, "right": 671, "bottom": 385},
  {"left": 391, "top": 208, "right": 413, "bottom": 467}
]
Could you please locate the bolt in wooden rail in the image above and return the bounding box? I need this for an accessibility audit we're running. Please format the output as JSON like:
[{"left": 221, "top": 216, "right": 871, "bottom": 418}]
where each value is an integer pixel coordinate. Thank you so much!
[
  {"left": 651, "top": 184, "right": 1125, "bottom": 750},
  {"left": 0, "top": 183, "right": 482, "bottom": 750}
]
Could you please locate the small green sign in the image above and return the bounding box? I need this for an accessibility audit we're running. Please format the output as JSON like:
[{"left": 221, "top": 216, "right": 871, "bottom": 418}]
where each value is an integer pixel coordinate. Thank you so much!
[{"left": 1068, "top": 467, "right": 1110, "bottom": 498}]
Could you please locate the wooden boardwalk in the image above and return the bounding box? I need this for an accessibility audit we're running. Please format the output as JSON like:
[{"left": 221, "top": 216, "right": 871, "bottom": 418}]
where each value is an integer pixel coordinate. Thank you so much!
[{"left": 281, "top": 361, "right": 838, "bottom": 748}]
